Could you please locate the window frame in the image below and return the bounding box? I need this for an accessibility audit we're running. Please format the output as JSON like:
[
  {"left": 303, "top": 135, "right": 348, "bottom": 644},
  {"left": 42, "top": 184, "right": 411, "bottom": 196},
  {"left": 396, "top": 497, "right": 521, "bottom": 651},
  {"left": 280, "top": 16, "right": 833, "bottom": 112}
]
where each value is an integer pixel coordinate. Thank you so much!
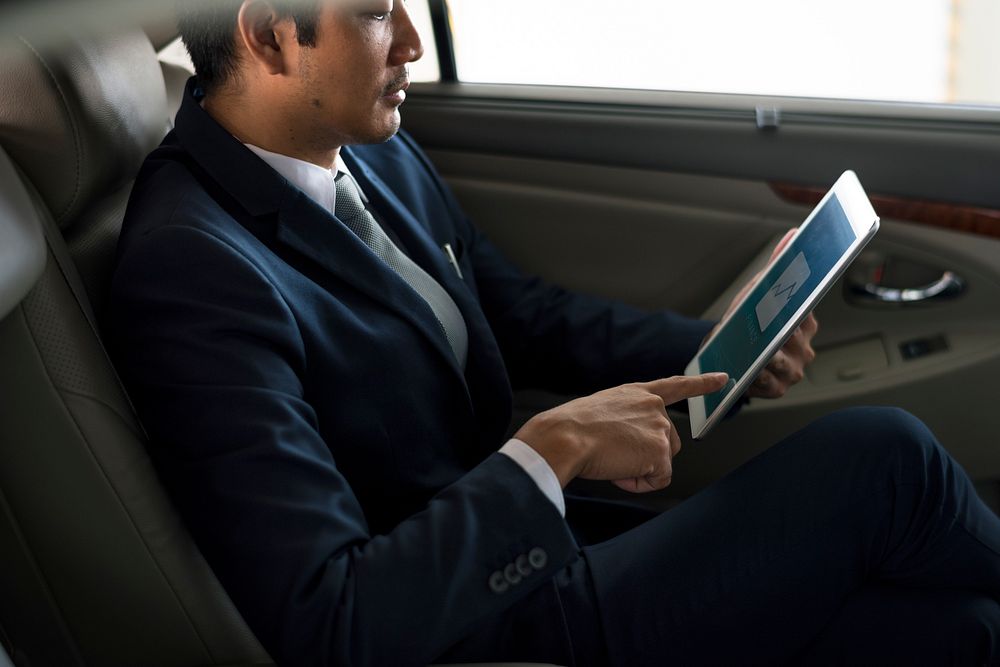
[{"left": 427, "top": 0, "right": 458, "bottom": 83}]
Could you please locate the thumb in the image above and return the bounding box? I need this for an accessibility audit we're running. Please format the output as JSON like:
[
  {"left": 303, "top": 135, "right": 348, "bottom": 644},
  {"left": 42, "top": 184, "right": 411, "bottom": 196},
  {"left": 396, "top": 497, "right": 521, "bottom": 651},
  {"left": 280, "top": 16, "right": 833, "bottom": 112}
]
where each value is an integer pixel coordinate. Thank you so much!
[{"left": 641, "top": 373, "right": 729, "bottom": 407}]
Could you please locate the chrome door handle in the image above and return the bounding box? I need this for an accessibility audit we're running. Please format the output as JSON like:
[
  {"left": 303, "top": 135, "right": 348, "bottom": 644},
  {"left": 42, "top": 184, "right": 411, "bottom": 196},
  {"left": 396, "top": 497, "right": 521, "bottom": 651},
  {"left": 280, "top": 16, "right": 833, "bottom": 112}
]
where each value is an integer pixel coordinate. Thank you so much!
[{"left": 849, "top": 271, "right": 965, "bottom": 305}]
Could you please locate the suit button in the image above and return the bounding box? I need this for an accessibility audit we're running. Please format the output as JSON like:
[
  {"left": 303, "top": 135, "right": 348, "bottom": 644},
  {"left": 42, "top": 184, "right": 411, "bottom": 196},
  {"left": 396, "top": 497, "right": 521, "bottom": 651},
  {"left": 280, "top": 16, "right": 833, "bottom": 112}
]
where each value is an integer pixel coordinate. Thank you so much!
[
  {"left": 528, "top": 547, "right": 548, "bottom": 570},
  {"left": 488, "top": 570, "right": 509, "bottom": 594},
  {"left": 503, "top": 563, "right": 522, "bottom": 586},
  {"left": 515, "top": 554, "right": 533, "bottom": 577}
]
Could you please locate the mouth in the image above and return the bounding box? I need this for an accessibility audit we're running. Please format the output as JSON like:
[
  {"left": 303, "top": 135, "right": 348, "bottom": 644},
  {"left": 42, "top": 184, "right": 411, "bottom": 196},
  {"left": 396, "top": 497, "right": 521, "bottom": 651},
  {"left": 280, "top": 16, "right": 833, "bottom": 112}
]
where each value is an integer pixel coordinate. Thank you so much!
[{"left": 381, "top": 72, "right": 410, "bottom": 102}]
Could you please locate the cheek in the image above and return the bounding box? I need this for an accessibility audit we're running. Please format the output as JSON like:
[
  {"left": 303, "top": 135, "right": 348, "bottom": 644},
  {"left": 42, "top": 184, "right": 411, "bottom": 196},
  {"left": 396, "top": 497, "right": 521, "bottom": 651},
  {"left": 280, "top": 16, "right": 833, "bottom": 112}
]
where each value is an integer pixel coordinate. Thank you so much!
[{"left": 340, "top": 54, "right": 382, "bottom": 97}]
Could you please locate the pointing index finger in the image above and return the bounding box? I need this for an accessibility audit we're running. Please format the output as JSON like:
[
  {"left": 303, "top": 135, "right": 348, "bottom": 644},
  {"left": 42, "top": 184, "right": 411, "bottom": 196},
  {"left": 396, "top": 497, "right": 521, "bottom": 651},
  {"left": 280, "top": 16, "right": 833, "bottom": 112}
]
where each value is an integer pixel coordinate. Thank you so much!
[{"left": 641, "top": 373, "right": 729, "bottom": 407}]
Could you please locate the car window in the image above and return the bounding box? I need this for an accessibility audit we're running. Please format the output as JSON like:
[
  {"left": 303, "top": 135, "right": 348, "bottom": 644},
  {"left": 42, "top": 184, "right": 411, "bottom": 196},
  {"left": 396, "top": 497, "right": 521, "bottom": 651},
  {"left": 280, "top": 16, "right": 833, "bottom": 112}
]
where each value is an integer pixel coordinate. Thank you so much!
[
  {"left": 406, "top": 0, "right": 440, "bottom": 83},
  {"left": 446, "top": 0, "right": 1000, "bottom": 107}
]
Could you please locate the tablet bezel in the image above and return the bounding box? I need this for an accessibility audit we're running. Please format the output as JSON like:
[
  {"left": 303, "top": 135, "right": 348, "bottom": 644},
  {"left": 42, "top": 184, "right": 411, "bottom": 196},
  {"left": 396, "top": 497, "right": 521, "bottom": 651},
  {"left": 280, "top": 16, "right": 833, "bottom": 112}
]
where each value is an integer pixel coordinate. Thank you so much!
[{"left": 685, "top": 170, "right": 880, "bottom": 440}]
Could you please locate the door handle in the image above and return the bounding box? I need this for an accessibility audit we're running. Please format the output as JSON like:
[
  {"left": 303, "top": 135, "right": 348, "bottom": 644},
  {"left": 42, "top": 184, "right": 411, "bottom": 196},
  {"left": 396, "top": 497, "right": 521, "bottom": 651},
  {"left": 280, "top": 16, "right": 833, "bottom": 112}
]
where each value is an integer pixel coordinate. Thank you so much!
[{"left": 848, "top": 271, "right": 965, "bottom": 305}]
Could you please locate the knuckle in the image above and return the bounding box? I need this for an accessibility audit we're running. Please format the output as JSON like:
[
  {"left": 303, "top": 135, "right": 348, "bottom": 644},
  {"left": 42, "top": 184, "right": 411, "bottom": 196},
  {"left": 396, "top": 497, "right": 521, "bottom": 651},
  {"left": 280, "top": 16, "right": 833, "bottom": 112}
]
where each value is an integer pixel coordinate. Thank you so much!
[{"left": 661, "top": 455, "right": 673, "bottom": 476}]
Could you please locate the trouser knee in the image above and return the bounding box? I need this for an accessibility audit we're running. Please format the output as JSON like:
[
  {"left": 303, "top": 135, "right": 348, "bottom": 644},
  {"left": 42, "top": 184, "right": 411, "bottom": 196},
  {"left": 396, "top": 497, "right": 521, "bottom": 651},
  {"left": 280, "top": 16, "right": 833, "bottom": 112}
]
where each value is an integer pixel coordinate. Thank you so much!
[
  {"left": 820, "top": 406, "right": 941, "bottom": 465},
  {"left": 947, "top": 595, "right": 1000, "bottom": 664}
]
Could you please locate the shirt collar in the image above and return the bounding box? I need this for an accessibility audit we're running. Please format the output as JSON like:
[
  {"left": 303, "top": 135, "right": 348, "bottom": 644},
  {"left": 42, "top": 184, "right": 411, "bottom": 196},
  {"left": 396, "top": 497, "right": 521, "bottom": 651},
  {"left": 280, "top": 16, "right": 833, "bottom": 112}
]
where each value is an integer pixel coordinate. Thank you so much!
[{"left": 242, "top": 143, "right": 365, "bottom": 215}]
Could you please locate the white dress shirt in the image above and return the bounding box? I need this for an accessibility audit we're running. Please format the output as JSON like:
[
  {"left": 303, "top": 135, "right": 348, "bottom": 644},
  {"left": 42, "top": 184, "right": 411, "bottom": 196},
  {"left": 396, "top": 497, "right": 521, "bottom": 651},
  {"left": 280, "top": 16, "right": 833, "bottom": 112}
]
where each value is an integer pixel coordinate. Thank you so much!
[{"left": 243, "top": 143, "right": 566, "bottom": 517}]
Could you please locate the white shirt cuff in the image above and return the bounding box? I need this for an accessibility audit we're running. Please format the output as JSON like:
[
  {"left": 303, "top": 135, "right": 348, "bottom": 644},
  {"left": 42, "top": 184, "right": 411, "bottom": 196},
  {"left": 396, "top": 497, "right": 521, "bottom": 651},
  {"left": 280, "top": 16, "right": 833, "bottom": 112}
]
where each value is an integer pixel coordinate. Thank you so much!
[{"left": 499, "top": 438, "right": 566, "bottom": 517}]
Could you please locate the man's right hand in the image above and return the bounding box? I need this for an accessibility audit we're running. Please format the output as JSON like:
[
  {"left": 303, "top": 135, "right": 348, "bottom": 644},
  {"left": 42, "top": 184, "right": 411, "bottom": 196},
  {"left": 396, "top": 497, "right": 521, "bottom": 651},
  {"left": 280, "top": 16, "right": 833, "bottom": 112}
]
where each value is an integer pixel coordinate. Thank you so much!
[{"left": 513, "top": 373, "right": 728, "bottom": 494}]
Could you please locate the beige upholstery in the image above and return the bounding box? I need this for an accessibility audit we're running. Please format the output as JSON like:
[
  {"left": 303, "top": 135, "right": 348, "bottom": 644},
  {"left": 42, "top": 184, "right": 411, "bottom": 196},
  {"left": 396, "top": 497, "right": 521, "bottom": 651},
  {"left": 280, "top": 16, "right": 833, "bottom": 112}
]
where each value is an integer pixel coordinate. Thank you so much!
[
  {"left": 0, "top": 25, "right": 563, "bottom": 667},
  {"left": 161, "top": 59, "right": 193, "bottom": 128},
  {"left": 0, "top": 147, "right": 44, "bottom": 318},
  {"left": 0, "top": 29, "right": 273, "bottom": 666},
  {"left": 0, "top": 32, "right": 166, "bottom": 229},
  {"left": 0, "top": 31, "right": 168, "bottom": 319}
]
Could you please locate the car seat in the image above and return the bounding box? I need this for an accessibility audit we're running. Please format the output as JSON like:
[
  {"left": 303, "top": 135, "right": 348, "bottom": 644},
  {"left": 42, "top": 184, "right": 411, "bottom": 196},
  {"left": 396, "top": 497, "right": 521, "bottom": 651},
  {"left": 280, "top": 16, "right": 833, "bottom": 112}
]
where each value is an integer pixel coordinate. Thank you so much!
[
  {"left": 0, "top": 24, "right": 559, "bottom": 667},
  {"left": 0, "top": 27, "right": 275, "bottom": 667}
]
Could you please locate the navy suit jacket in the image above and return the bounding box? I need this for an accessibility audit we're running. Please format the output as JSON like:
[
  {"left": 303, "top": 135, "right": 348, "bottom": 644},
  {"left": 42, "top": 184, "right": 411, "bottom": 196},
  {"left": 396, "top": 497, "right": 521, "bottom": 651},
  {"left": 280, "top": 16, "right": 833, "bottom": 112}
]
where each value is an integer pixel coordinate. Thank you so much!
[{"left": 110, "top": 80, "right": 713, "bottom": 666}]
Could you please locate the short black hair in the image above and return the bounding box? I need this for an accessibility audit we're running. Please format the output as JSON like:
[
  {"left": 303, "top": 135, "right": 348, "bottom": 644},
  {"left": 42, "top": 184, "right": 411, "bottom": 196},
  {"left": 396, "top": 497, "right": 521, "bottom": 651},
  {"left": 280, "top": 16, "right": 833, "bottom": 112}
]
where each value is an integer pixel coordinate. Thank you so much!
[{"left": 177, "top": 0, "right": 320, "bottom": 95}]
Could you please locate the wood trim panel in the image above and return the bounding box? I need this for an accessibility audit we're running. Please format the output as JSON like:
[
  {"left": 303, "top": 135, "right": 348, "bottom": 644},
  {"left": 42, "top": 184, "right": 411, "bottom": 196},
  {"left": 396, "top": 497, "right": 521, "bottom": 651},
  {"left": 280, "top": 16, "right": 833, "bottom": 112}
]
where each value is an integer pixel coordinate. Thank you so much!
[{"left": 770, "top": 183, "right": 1000, "bottom": 240}]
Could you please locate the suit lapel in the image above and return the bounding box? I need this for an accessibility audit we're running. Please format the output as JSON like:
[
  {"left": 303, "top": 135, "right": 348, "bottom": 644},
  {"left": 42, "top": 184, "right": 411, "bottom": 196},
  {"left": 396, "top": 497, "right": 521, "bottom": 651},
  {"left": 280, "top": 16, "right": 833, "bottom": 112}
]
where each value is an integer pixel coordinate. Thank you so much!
[
  {"left": 344, "top": 150, "right": 514, "bottom": 443},
  {"left": 342, "top": 150, "right": 496, "bottom": 369},
  {"left": 173, "top": 79, "right": 509, "bottom": 439},
  {"left": 343, "top": 152, "right": 457, "bottom": 286},
  {"left": 273, "top": 190, "right": 470, "bottom": 388}
]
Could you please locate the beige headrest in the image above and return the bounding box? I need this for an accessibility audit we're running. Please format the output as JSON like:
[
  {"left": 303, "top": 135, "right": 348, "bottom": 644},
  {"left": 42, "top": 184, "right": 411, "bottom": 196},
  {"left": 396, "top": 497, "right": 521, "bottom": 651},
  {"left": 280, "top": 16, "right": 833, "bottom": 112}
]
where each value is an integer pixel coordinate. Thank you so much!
[
  {"left": 0, "top": 147, "right": 46, "bottom": 319},
  {"left": 0, "top": 31, "right": 168, "bottom": 229}
]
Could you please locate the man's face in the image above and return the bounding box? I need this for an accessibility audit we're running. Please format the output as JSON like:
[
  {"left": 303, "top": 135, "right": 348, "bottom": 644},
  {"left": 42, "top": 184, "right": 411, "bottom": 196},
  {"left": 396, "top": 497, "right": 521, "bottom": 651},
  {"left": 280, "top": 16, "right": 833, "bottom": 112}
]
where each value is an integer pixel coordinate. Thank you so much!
[{"left": 294, "top": 0, "right": 423, "bottom": 148}]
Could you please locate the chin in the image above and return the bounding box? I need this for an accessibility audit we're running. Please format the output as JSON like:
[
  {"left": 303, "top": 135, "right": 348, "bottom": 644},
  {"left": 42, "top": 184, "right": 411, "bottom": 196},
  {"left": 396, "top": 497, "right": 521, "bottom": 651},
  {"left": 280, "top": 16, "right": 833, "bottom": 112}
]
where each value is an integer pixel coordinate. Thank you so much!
[
  {"left": 375, "top": 124, "right": 401, "bottom": 144},
  {"left": 362, "top": 114, "right": 403, "bottom": 145}
]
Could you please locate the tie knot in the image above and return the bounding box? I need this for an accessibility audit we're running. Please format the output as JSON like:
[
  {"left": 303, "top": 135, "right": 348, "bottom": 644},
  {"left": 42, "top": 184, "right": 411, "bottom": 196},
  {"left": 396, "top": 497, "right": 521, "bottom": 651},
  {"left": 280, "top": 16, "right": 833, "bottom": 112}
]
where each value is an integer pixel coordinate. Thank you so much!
[{"left": 334, "top": 172, "right": 368, "bottom": 223}]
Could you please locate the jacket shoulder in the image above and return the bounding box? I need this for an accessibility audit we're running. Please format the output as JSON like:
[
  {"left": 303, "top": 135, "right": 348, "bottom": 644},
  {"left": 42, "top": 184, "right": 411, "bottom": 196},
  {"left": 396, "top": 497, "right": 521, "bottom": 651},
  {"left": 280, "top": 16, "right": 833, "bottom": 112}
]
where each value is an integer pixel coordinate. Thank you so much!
[{"left": 119, "top": 137, "right": 255, "bottom": 257}]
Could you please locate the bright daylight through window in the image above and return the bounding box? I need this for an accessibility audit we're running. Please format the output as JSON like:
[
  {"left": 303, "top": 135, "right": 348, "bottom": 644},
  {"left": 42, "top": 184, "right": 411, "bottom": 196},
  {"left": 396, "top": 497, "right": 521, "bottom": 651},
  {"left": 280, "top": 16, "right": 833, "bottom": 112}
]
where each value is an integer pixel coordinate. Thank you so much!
[{"left": 445, "top": 0, "right": 1000, "bottom": 106}]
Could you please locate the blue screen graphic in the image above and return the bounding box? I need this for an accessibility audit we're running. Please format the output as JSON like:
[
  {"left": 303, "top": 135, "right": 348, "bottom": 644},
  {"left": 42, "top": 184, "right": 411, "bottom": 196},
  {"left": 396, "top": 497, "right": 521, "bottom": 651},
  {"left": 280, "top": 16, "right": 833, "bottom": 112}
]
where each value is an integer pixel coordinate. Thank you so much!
[{"left": 700, "top": 194, "right": 857, "bottom": 417}]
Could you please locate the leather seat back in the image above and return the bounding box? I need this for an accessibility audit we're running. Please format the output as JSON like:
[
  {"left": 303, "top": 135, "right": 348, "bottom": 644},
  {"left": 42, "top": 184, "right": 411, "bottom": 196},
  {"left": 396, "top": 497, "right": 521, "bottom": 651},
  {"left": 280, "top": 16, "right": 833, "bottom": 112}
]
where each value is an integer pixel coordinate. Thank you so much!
[{"left": 0, "top": 29, "right": 273, "bottom": 667}]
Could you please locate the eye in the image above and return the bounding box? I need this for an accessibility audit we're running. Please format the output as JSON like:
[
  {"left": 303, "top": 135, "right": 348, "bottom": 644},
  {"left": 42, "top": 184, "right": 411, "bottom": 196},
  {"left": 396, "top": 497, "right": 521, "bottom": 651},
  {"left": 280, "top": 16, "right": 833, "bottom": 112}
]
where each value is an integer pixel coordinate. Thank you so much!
[
  {"left": 358, "top": 0, "right": 395, "bottom": 23},
  {"left": 364, "top": 0, "right": 394, "bottom": 21}
]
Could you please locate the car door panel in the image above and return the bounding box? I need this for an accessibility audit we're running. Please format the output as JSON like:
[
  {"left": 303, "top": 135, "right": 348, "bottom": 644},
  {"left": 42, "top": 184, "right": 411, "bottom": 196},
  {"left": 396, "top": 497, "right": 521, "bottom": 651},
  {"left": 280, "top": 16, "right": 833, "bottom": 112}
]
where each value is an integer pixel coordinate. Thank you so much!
[
  {"left": 407, "top": 84, "right": 1000, "bottom": 208},
  {"left": 429, "top": 150, "right": 791, "bottom": 315},
  {"left": 405, "top": 83, "right": 1000, "bottom": 492}
]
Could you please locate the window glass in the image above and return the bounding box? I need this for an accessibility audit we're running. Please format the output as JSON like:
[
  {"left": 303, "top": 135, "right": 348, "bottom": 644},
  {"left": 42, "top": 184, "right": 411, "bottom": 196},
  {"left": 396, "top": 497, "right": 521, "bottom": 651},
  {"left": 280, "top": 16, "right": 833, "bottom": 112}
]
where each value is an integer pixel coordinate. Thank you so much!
[
  {"left": 406, "top": 0, "right": 440, "bottom": 83},
  {"left": 446, "top": 0, "right": 1000, "bottom": 106}
]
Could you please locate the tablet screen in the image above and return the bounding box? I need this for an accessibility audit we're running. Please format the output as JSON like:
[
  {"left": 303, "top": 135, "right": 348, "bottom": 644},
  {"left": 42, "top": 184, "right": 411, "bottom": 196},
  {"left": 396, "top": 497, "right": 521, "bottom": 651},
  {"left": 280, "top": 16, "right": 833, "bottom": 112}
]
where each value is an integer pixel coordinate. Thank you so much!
[{"left": 699, "top": 193, "right": 858, "bottom": 416}]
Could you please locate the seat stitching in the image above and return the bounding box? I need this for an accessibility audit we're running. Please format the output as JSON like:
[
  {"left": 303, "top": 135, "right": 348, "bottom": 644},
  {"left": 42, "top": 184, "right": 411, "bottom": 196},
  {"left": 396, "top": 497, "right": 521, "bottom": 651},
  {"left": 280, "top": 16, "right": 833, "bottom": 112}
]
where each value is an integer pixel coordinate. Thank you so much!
[
  {"left": 18, "top": 37, "right": 84, "bottom": 226},
  {"left": 56, "top": 386, "right": 143, "bottom": 440}
]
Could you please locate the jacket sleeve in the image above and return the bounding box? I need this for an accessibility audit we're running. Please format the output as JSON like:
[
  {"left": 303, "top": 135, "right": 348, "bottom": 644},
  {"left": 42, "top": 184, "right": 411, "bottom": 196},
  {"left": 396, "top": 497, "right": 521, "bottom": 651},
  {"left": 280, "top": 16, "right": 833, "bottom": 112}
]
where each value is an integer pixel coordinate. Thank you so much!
[{"left": 110, "top": 223, "right": 579, "bottom": 667}]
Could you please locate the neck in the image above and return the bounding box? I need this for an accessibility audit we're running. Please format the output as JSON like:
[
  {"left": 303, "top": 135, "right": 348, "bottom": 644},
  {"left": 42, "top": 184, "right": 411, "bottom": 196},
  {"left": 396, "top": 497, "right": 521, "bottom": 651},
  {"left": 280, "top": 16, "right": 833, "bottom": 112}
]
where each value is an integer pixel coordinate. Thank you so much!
[{"left": 202, "top": 90, "right": 341, "bottom": 169}]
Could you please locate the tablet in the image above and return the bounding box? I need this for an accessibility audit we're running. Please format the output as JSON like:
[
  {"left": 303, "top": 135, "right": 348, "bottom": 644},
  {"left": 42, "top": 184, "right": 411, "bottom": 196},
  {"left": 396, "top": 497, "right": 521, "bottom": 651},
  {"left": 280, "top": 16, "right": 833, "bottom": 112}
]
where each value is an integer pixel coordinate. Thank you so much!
[{"left": 685, "top": 170, "right": 879, "bottom": 439}]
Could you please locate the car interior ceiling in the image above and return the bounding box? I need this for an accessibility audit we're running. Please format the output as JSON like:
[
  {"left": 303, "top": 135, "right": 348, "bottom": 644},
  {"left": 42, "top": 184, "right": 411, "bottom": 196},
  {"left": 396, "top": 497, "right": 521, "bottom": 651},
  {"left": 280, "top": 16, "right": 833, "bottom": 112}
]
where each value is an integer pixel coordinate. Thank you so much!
[{"left": 0, "top": 17, "right": 556, "bottom": 667}]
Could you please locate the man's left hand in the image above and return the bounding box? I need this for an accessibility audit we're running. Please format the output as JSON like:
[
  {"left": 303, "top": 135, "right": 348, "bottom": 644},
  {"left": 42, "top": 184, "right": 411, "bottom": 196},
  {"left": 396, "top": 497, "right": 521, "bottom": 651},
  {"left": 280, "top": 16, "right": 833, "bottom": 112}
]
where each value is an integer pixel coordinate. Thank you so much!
[
  {"left": 709, "top": 228, "right": 819, "bottom": 400},
  {"left": 746, "top": 313, "right": 817, "bottom": 399}
]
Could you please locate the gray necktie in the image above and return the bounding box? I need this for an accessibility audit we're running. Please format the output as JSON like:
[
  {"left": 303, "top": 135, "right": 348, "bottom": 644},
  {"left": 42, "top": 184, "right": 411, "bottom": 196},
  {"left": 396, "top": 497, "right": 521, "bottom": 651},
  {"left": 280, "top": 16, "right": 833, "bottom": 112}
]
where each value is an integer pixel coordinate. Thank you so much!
[{"left": 334, "top": 172, "right": 468, "bottom": 369}]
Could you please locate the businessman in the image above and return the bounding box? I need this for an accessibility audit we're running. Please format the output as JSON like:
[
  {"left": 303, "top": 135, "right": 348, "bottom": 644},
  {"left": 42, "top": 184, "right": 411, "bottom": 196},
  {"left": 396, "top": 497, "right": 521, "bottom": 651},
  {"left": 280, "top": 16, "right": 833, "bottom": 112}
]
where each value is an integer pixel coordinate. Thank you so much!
[{"left": 110, "top": 1, "right": 1000, "bottom": 664}]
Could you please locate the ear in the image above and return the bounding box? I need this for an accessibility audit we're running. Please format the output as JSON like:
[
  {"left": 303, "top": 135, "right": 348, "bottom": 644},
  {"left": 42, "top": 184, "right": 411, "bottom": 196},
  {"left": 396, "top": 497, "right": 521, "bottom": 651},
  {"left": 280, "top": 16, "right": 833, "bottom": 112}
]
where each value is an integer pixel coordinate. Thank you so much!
[{"left": 235, "top": 0, "right": 299, "bottom": 76}]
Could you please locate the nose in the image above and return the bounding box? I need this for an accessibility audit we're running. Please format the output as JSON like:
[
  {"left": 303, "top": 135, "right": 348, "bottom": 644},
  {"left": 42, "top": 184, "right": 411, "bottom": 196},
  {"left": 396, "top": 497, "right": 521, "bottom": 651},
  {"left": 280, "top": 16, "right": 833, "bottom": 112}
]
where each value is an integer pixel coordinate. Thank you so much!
[{"left": 389, "top": 2, "right": 425, "bottom": 66}]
